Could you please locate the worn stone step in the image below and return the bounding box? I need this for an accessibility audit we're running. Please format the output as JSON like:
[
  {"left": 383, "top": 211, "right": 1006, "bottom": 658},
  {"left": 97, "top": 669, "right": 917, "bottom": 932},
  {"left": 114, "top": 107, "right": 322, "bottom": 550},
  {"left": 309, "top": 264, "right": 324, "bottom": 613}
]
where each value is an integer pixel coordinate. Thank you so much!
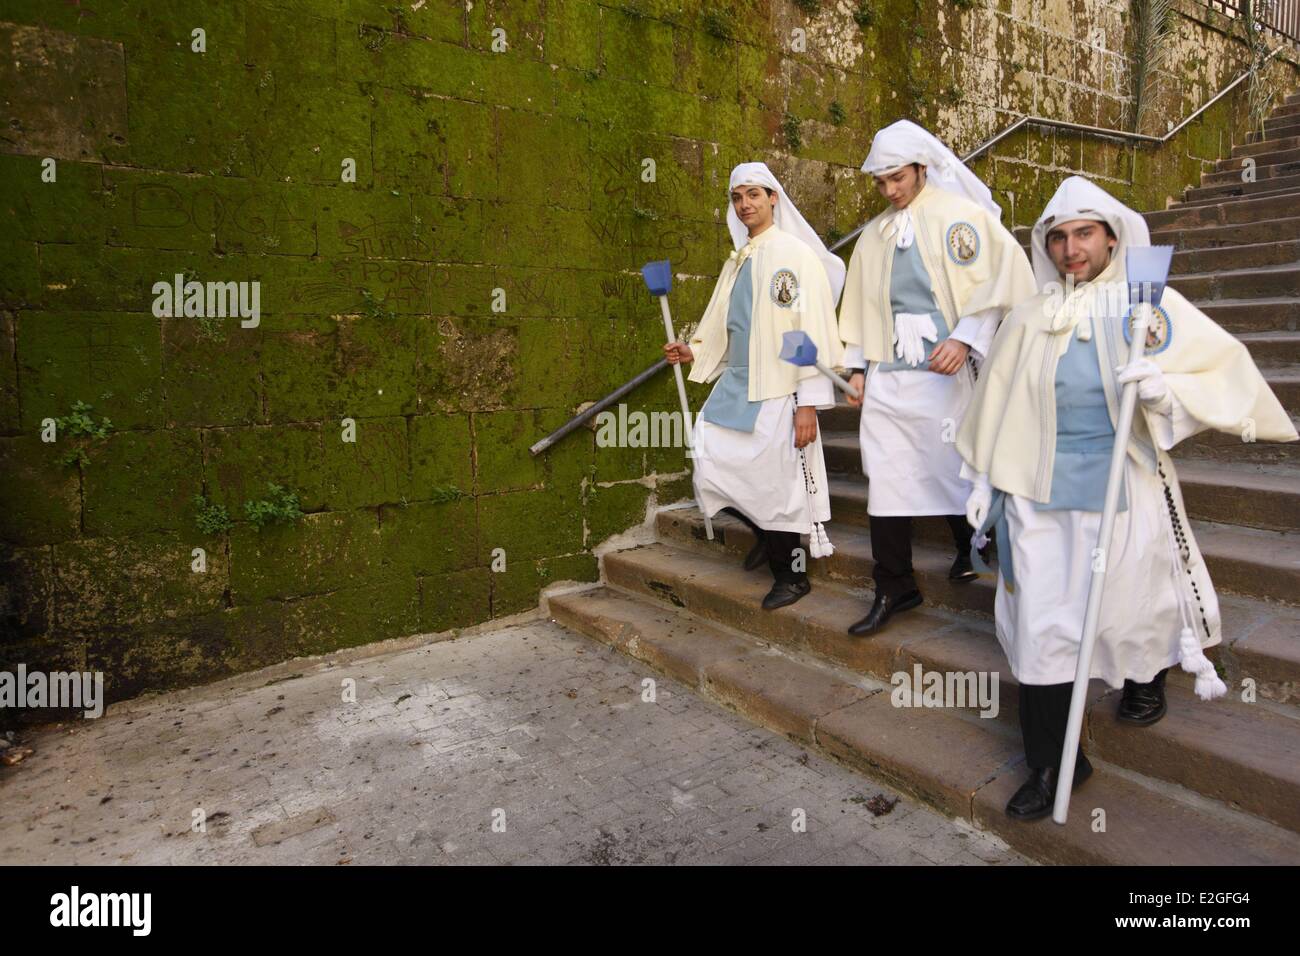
[
  {"left": 1263, "top": 116, "right": 1300, "bottom": 139},
  {"left": 1174, "top": 409, "right": 1300, "bottom": 464},
  {"left": 657, "top": 506, "right": 1300, "bottom": 703},
  {"left": 1272, "top": 102, "right": 1300, "bottom": 118},
  {"left": 1202, "top": 157, "right": 1300, "bottom": 186},
  {"left": 1150, "top": 216, "right": 1300, "bottom": 249},
  {"left": 1147, "top": 192, "right": 1300, "bottom": 232},
  {"left": 1231, "top": 134, "right": 1300, "bottom": 159},
  {"left": 1171, "top": 263, "right": 1300, "bottom": 301},
  {"left": 1233, "top": 330, "right": 1300, "bottom": 366},
  {"left": 555, "top": 557, "right": 1300, "bottom": 849},
  {"left": 1168, "top": 239, "right": 1300, "bottom": 271},
  {"left": 1284, "top": 92, "right": 1300, "bottom": 107},
  {"left": 1220, "top": 144, "right": 1300, "bottom": 169},
  {"left": 1199, "top": 297, "right": 1300, "bottom": 334},
  {"left": 1180, "top": 179, "right": 1300, "bottom": 205}
]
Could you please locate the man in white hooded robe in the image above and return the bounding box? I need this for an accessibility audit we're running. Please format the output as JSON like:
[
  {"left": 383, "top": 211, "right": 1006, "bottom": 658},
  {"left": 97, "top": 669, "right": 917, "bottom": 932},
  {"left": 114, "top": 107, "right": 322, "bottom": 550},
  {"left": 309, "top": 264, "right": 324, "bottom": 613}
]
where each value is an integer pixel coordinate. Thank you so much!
[
  {"left": 838, "top": 121, "right": 1035, "bottom": 636},
  {"left": 664, "top": 162, "right": 846, "bottom": 610},
  {"left": 956, "top": 175, "right": 1298, "bottom": 821}
]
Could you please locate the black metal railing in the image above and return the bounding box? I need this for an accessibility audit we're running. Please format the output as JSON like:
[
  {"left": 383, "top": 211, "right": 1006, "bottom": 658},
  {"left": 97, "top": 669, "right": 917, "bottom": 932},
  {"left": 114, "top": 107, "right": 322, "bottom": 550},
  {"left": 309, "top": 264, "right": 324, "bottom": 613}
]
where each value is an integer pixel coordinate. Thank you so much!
[{"left": 1207, "top": 0, "right": 1300, "bottom": 45}]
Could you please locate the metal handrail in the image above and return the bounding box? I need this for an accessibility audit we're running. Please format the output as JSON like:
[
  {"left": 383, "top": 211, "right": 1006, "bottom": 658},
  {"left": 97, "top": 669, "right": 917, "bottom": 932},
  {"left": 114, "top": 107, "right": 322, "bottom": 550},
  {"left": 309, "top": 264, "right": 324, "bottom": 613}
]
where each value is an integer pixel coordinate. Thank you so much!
[{"left": 827, "top": 46, "right": 1281, "bottom": 253}]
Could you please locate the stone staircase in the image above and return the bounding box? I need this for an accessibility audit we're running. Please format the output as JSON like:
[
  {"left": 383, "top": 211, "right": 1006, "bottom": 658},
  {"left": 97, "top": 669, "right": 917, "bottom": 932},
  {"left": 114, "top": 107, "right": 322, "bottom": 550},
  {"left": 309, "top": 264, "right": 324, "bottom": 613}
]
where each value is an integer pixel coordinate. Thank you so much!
[{"left": 548, "top": 93, "right": 1300, "bottom": 865}]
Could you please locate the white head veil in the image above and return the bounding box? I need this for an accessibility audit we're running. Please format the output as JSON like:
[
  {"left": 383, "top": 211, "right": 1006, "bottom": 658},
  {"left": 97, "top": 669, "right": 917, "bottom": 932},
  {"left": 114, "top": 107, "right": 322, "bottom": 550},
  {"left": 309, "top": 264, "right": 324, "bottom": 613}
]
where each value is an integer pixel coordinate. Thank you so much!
[
  {"left": 1030, "top": 175, "right": 1150, "bottom": 291},
  {"left": 862, "top": 120, "right": 1000, "bottom": 217},
  {"left": 727, "top": 161, "right": 846, "bottom": 301}
]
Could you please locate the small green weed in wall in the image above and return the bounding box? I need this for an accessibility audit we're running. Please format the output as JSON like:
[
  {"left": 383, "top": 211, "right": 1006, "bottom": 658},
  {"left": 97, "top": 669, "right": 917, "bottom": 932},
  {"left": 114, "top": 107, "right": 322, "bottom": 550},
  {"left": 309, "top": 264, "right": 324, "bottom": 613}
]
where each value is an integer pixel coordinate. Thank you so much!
[
  {"left": 854, "top": 1, "right": 877, "bottom": 29},
  {"left": 782, "top": 113, "right": 802, "bottom": 152},
  {"left": 702, "top": 6, "right": 735, "bottom": 40},
  {"left": 54, "top": 401, "right": 112, "bottom": 467},
  {"left": 828, "top": 100, "right": 846, "bottom": 126},
  {"left": 244, "top": 483, "right": 304, "bottom": 529},
  {"left": 192, "top": 494, "right": 235, "bottom": 535},
  {"left": 429, "top": 485, "right": 467, "bottom": 504}
]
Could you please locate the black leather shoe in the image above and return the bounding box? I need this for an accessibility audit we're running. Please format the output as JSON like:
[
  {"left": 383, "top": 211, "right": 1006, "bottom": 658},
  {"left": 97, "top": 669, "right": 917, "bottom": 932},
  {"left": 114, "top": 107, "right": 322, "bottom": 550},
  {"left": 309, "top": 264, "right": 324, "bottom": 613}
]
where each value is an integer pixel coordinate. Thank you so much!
[
  {"left": 948, "top": 553, "right": 977, "bottom": 582},
  {"left": 1118, "top": 668, "right": 1168, "bottom": 726},
  {"left": 1005, "top": 756, "right": 1094, "bottom": 821},
  {"left": 847, "top": 589, "right": 922, "bottom": 636},
  {"left": 762, "top": 578, "right": 810, "bottom": 610},
  {"left": 743, "top": 538, "right": 767, "bottom": 572}
]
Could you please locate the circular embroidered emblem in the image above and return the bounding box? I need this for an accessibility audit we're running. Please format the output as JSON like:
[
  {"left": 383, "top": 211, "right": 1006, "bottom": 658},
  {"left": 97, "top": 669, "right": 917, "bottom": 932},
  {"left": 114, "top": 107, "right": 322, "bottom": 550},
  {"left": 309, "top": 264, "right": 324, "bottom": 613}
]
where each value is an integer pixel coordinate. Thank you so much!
[
  {"left": 770, "top": 268, "right": 800, "bottom": 308},
  {"left": 946, "top": 221, "right": 980, "bottom": 265},
  {"left": 1122, "top": 303, "right": 1173, "bottom": 355}
]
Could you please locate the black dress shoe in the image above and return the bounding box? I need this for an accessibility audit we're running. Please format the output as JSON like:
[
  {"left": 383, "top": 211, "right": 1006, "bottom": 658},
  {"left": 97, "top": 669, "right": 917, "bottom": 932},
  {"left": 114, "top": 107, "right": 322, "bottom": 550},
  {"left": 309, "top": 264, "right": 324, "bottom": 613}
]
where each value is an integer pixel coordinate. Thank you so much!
[
  {"left": 948, "top": 553, "right": 977, "bottom": 582},
  {"left": 762, "top": 577, "right": 811, "bottom": 610},
  {"left": 743, "top": 538, "right": 767, "bottom": 571},
  {"left": 1118, "top": 668, "right": 1169, "bottom": 726},
  {"left": 847, "top": 589, "right": 922, "bottom": 636},
  {"left": 1005, "top": 756, "right": 1094, "bottom": 821}
]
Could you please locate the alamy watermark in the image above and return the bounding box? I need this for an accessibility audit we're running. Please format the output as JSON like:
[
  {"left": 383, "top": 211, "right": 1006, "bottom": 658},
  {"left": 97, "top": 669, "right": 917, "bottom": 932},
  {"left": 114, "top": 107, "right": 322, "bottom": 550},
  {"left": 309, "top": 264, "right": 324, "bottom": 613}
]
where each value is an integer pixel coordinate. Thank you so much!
[{"left": 1, "top": 665, "right": 104, "bottom": 718}]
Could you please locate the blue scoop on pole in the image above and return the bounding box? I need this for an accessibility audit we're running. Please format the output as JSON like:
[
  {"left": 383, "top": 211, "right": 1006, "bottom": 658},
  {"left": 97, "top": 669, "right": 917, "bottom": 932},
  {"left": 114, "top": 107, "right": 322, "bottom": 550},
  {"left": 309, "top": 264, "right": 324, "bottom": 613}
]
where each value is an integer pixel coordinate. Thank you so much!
[{"left": 779, "top": 330, "right": 861, "bottom": 399}]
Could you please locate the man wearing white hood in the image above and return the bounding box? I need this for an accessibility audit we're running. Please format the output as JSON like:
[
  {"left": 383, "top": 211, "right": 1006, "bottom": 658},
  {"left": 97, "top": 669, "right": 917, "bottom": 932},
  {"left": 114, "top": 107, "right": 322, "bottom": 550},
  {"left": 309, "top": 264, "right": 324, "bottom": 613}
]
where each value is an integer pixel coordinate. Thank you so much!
[
  {"left": 664, "top": 162, "right": 846, "bottom": 610},
  {"left": 957, "top": 175, "right": 1297, "bottom": 821},
  {"left": 838, "top": 121, "right": 1035, "bottom": 636}
]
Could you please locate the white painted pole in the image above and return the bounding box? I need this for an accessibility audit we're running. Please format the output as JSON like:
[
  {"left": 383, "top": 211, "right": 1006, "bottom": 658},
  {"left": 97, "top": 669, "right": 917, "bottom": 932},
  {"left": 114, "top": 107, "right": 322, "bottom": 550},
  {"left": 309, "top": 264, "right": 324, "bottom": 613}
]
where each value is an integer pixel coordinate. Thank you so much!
[
  {"left": 1053, "top": 299, "right": 1153, "bottom": 825},
  {"left": 813, "top": 360, "right": 861, "bottom": 400},
  {"left": 659, "top": 295, "right": 713, "bottom": 540}
]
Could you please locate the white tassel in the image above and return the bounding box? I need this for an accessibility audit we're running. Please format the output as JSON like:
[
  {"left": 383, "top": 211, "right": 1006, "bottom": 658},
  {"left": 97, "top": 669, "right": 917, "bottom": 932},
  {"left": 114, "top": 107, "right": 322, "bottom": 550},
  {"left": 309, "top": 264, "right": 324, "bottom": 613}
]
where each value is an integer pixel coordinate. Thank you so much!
[
  {"left": 1179, "top": 626, "right": 1227, "bottom": 701},
  {"left": 1076, "top": 316, "right": 1092, "bottom": 341},
  {"left": 808, "top": 522, "right": 834, "bottom": 558}
]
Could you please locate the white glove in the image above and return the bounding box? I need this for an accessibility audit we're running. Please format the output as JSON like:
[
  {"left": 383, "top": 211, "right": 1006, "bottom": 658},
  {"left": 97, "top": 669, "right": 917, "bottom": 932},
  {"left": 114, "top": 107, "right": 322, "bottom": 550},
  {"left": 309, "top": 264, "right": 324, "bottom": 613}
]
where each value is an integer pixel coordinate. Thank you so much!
[
  {"left": 1115, "top": 358, "right": 1171, "bottom": 412},
  {"left": 893, "top": 311, "right": 938, "bottom": 367},
  {"left": 965, "top": 473, "right": 992, "bottom": 530}
]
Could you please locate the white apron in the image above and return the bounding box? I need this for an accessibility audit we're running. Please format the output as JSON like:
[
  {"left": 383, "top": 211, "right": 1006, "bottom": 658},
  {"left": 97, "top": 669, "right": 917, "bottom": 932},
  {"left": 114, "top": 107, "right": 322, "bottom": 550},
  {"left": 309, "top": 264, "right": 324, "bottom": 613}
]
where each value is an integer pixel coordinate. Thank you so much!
[
  {"left": 693, "top": 395, "right": 831, "bottom": 534},
  {"left": 993, "top": 456, "right": 1221, "bottom": 689},
  {"left": 859, "top": 363, "right": 974, "bottom": 516}
]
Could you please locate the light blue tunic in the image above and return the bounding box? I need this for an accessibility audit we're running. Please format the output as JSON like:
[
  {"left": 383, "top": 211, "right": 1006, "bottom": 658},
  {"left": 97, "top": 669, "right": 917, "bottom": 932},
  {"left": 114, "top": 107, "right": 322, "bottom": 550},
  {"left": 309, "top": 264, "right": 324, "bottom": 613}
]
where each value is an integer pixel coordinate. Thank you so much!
[
  {"left": 1034, "top": 330, "right": 1127, "bottom": 513},
  {"left": 878, "top": 242, "right": 952, "bottom": 373},
  {"left": 700, "top": 258, "right": 763, "bottom": 432}
]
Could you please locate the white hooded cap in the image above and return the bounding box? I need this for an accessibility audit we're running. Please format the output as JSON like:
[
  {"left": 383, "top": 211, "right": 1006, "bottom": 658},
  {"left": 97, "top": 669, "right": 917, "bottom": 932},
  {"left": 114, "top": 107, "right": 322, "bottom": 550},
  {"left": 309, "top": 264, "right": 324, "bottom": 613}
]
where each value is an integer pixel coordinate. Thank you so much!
[
  {"left": 862, "top": 120, "right": 1000, "bottom": 217},
  {"left": 1030, "top": 175, "right": 1150, "bottom": 291},
  {"left": 727, "top": 161, "right": 847, "bottom": 302}
]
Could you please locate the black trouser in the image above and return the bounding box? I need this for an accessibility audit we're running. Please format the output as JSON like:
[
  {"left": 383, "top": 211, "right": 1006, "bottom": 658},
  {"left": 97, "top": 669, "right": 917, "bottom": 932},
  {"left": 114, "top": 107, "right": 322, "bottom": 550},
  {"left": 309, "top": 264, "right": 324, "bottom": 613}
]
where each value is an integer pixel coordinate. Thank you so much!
[
  {"left": 1019, "top": 668, "right": 1170, "bottom": 769},
  {"left": 1018, "top": 681, "right": 1080, "bottom": 771},
  {"left": 720, "top": 507, "right": 806, "bottom": 585},
  {"left": 869, "top": 513, "right": 970, "bottom": 599}
]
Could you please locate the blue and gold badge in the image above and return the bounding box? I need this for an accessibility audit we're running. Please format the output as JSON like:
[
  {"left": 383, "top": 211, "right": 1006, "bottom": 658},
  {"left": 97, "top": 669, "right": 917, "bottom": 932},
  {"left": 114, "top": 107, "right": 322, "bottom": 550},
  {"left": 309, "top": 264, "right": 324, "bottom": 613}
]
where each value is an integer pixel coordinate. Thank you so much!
[
  {"left": 1121, "top": 303, "right": 1173, "bottom": 355},
  {"left": 946, "top": 221, "right": 980, "bottom": 265},
  {"left": 770, "top": 268, "right": 800, "bottom": 308}
]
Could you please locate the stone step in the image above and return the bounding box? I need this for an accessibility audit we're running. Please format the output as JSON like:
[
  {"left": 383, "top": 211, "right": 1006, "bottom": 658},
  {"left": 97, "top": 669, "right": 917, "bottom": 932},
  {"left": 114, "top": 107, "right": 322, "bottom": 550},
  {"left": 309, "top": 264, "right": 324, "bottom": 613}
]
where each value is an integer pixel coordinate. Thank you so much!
[
  {"left": 1173, "top": 410, "right": 1300, "bottom": 464},
  {"left": 1180, "top": 179, "right": 1300, "bottom": 205},
  {"left": 656, "top": 505, "right": 1300, "bottom": 675},
  {"left": 1233, "top": 330, "right": 1300, "bottom": 366},
  {"left": 1231, "top": 134, "right": 1300, "bottom": 159},
  {"left": 1170, "top": 238, "right": 1300, "bottom": 271},
  {"left": 1284, "top": 92, "right": 1300, "bottom": 107},
  {"left": 1148, "top": 191, "right": 1300, "bottom": 231},
  {"left": 1263, "top": 116, "right": 1300, "bottom": 139},
  {"left": 553, "top": 552, "right": 1300, "bottom": 850},
  {"left": 1267, "top": 101, "right": 1300, "bottom": 119},
  {"left": 818, "top": 454, "right": 1300, "bottom": 534},
  {"left": 1198, "top": 296, "right": 1299, "bottom": 333},
  {"left": 1150, "top": 216, "right": 1300, "bottom": 249},
  {"left": 1171, "top": 263, "right": 1300, "bottom": 301},
  {"left": 1202, "top": 157, "right": 1300, "bottom": 186}
]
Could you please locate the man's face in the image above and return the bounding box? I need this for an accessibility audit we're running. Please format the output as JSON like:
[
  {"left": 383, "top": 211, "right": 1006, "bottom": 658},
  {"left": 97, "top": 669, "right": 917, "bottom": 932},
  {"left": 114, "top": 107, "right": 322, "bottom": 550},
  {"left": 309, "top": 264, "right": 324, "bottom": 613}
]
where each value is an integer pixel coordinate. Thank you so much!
[
  {"left": 731, "top": 185, "right": 775, "bottom": 232},
  {"left": 873, "top": 164, "right": 926, "bottom": 209},
  {"left": 1045, "top": 218, "right": 1116, "bottom": 283}
]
